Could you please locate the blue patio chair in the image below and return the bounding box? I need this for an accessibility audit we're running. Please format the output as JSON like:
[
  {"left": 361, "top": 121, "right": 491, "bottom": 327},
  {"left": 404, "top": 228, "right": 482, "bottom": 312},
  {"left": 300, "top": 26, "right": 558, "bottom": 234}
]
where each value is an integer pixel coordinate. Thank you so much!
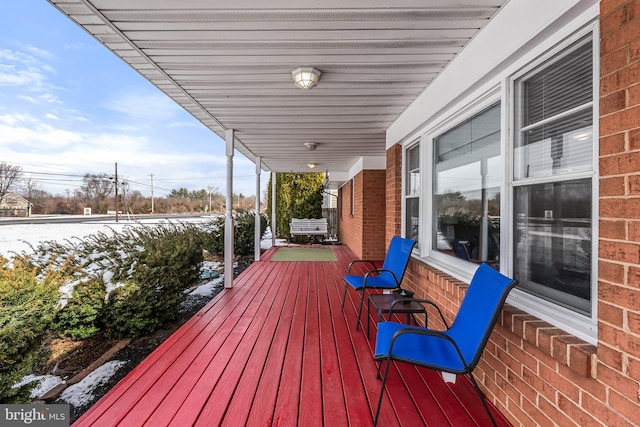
[
  {"left": 341, "top": 236, "right": 416, "bottom": 331},
  {"left": 373, "top": 263, "right": 517, "bottom": 427}
]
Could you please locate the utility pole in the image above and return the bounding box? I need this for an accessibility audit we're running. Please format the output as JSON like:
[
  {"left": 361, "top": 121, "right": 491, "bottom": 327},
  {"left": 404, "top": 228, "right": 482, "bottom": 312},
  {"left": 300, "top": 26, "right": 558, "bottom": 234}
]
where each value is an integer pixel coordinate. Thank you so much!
[
  {"left": 208, "top": 185, "right": 213, "bottom": 213},
  {"left": 149, "top": 173, "right": 155, "bottom": 214},
  {"left": 114, "top": 162, "right": 119, "bottom": 223}
]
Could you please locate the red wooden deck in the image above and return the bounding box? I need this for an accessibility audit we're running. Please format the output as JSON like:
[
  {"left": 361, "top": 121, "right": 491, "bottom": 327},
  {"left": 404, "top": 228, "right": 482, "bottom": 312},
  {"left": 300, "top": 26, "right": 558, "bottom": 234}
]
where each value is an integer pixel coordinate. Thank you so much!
[{"left": 74, "top": 245, "right": 511, "bottom": 426}]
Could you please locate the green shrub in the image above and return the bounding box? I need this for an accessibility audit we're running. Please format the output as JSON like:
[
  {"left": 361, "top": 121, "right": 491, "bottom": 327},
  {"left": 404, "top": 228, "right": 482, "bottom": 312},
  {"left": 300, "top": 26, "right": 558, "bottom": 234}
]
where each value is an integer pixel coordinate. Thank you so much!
[
  {"left": 101, "top": 223, "right": 205, "bottom": 338},
  {"left": 54, "top": 278, "right": 106, "bottom": 340},
  {"left": 203, "top": 211, "right": 267, "bottom": 256},
  {"left": 0, "top": 257, "right": 60, "bottom": 403}
]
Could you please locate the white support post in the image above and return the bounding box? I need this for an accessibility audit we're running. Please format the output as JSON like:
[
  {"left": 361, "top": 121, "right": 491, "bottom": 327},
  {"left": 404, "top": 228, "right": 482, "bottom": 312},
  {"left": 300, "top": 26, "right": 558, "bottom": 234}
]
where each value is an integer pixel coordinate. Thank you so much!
[
  {"left": 224, "top": 129, "right": 235, "bottom": 289},
  {"left": 271, "top": 171, "right": 276, "bottom": 248},
  {"left": 254, "top": 156, "right": 261, "bottom": 261}
]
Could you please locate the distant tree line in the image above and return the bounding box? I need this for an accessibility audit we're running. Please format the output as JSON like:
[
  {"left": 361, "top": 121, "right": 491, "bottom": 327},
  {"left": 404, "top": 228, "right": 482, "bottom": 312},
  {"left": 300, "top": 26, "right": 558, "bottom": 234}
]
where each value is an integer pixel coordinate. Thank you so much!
[{"left": 0, "top": 162, "right": 257, "bottom": 215}]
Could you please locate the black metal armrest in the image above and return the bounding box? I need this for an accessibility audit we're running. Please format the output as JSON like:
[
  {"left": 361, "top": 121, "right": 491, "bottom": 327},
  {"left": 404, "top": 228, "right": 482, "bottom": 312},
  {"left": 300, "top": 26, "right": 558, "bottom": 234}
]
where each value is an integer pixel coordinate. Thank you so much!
[
  {"left": 347, "top": 259, "right": 378, "bottom": 275},
  {"left": 388, "top": 298, "right": 449, "bottom": 329}
]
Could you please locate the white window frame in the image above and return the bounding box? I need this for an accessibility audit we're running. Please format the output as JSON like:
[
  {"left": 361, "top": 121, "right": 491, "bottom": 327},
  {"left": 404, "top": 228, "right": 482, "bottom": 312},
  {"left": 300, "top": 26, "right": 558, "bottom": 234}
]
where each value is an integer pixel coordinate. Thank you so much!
[
  {"left": 402, "top": 139, "right": 421, "bottom": 249},
  {"left": 419, "top": 87, "right": 502, "bottom": 281},
  {"left": 506, "top": 25, "right": 599, "bottom": 344},
  {"left": 409, "top": 23, "right": 599, "bottom": 344}
]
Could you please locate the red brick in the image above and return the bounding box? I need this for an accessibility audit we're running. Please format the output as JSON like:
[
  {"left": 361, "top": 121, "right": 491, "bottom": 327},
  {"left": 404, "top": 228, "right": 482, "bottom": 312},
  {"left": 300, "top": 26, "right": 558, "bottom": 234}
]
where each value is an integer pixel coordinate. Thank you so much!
[
  {"left": 629, "top": 266, "right": 640, "bottom": 286},
  {"left": 628, "top": 310, "right": 640, "bottom": 334},
  {"left": 599, "top": 132, "right": 626, "bottom": 155},
  {"left": 628, "top": 356, "right": 640, "bottom": 380},
  {"left": 629, "top": 83, "right": 640, "bottom": 107},
  {"left": 599, "top": 300, "right": 625, "bottom": 326},
  {"left": 601, "top": 46, "right": 630, "bottom": 77},
  {"left": 599, "top": 281, "right": 640, "bottom": 310},
  {"left": 600, "top": 103, "right": 640, "bottom": 136},
  {"left": 600, "top": 198, "right": 640, "bottom": 220},
  {"left": 631, "top": 222, "right": 640, "bottom": 242},
  {"left": 601, "top": 18, "right": 640, "bottom": 55},
  {"left": 630, "top": 128, "right": 640, "bottom": 150},
  {"left": 557, "top": 393, "right": 596, "bottom": 427},
  {"left": 629, "top": 174, "right": 640, "bottom": 194},
  {"left": 600, "top": 364, "right": 640, "bottom": 402},
  {"left": 601, "top": 2, "right": 635, "bottom": 38},
  {"left": 599, "top": 151, "right": 640, "bottom": 175},
  {"left": 537, "top": 396, "right": 578, "bottom": 427},
  {"left": 601, "top": 0, "right": 634, "bottom": 18},
  {"left": 600, "top": 176, "right": 626, "bottom": 196},
  {"left": 580, "top": 393, "right": 619, "bottom": 427},
  {"left": 597, "top": 342, "right": 625, "bottom": 371},
  {"left": 568, "top": 344, "right": 596, "bottom": 378},
  {"left": 600, "top": 89, "right": 627, "bottom": 114},
  {"left": 599, "top": 220, "right": 627, "bottom": 240},
  {"left": 632, "top": 38, "right": 640, "bottom": 62}
]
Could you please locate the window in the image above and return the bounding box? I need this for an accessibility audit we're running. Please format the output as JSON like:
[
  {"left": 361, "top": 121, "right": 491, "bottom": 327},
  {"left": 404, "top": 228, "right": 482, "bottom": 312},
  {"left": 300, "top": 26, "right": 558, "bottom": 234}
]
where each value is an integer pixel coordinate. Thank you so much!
[
  {"left": 512, "top": 34, "right": 594, "bottom": 315},
  {"left": 405, "top": 143, "right": 420, "bottom": 245},
  {"left": 432, "top": 103, "right": 501, "bottom": 265}
]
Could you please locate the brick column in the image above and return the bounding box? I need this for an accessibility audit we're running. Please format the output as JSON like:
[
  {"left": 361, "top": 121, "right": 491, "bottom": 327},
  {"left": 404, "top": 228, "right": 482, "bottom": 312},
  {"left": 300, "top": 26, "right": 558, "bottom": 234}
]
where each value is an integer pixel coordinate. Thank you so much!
[{"left": 598, "top": 0, "right": 640, "bottom": 423}]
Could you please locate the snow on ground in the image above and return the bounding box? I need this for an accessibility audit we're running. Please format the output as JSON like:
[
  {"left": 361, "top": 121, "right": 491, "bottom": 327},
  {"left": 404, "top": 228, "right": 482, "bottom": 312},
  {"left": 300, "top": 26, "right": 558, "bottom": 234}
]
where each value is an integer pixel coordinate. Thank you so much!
[
  {"left": 14, "top": 374, "right": 65, "bottom": 399},
  {"left": 59, "top": 360, "right": 127, "bottom": 407}
]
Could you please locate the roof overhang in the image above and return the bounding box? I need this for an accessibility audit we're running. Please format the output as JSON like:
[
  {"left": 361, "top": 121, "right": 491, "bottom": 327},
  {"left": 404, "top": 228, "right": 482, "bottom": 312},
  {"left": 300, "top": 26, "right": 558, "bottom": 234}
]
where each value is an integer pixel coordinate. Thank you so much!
[{"left": 47, "top": 0, "right": 507, "bottom": 188}]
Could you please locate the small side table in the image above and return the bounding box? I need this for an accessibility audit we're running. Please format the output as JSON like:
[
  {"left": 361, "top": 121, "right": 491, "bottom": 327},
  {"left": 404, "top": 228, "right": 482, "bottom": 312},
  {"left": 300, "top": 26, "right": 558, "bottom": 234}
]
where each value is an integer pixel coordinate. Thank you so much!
[{"left": 367, "top": 293, "right": 427, "bottom": 338}]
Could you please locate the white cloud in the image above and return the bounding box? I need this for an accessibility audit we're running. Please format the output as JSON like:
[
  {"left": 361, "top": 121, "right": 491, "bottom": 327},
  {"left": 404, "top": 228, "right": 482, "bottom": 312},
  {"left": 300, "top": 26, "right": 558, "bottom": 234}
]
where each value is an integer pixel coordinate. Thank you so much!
[
  {"left": 104, "top": 91, "right": 181, "bottom": 123},
  {"left": 45, "top": 113, "right": 59, "bottom": 120}
]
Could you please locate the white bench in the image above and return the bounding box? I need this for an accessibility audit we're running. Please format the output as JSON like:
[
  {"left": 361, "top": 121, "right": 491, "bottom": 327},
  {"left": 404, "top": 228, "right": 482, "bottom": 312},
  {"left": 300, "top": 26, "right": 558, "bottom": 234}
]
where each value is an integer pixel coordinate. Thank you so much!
[{"left": 290, "top": 218, "right": 328, "bottom": 240}]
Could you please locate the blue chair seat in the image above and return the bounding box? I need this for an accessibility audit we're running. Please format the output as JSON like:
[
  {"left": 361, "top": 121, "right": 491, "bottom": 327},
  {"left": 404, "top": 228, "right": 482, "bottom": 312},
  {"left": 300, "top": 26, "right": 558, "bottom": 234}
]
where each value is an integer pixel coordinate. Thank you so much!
[
  {"left": 374, "top": 321, "right": 468, "bottom": 373},
  {"left": 341, "top": 236, "right": 416, "bottom": 331}
]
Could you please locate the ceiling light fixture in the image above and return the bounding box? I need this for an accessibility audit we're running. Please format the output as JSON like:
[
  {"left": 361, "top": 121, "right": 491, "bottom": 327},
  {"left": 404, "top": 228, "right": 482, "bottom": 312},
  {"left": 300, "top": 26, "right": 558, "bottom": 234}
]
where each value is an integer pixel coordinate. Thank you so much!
[
  {"left": 291, "top": 67, "right": 322, "bottom": 89},
  {"left": 304, "top": 142, "right": 319, "bottom": 151},
  {"left": 307, "top": 163, "right": 317, "bottom": 169}
]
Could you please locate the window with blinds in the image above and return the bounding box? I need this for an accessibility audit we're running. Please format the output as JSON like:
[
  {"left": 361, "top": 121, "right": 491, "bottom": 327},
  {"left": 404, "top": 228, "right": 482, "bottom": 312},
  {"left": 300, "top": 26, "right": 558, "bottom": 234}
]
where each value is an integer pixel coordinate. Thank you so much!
[
  {"left": 514, "top": 35, "right": 593, "bottom": 180},
  {"left": 512, "top": 34, "right": 594, "bottom": 315}
]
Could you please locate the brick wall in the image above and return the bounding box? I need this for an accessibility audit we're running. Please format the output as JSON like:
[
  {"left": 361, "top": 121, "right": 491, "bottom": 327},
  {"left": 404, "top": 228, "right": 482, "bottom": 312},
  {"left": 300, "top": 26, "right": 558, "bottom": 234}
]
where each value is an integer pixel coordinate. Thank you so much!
[
  {"left": 386, "top": 144, "right": 403, "bottom": 247},
  {"left": 339, "top": 178, "right": 361, "bottom": 257},
  {"left": 596, "top": 0, "right": 640, "bottom": 425},
  {"left": 338, "top": 170, "right": 386, "bottom": 260},
  {"left": 381, "top": 2, "right": 640, "bottom": 425}
]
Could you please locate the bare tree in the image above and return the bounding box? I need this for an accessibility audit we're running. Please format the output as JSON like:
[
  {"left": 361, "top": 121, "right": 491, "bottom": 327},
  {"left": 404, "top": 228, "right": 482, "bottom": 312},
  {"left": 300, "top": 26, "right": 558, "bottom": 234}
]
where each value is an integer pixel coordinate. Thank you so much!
[
  {"left": 75, "top": 173, "right": 115, "bottom": 214},
  {"left": 0, "top": 162, "right": 23, "bottom": 199}
]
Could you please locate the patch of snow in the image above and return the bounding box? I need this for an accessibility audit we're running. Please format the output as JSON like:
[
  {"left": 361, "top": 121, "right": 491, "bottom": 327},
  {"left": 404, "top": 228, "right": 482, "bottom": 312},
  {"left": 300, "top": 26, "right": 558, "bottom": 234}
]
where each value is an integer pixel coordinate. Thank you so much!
[
  {"left": 14, "top": 374, "right": 65, "bottom": 399},
  {"left": 190, "top": 275, "right": 224, "bottom": 297},
  {"left": 59, "top": 360, "right": 127, "bottom": 407}
]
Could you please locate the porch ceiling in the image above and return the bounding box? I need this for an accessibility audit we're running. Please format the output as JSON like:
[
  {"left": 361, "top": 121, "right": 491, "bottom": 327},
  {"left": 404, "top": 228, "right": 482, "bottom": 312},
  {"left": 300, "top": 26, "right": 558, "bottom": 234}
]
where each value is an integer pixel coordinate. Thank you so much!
[{"left": 47, "top": 0, "right": 507, "bottom": 187}]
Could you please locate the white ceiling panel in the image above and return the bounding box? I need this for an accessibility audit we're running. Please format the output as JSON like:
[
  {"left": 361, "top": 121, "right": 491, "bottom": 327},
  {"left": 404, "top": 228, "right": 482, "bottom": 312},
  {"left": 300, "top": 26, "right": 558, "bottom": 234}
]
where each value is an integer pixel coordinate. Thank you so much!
[{"left": 48, "top": 0, "right": 507, "bottom": 187}]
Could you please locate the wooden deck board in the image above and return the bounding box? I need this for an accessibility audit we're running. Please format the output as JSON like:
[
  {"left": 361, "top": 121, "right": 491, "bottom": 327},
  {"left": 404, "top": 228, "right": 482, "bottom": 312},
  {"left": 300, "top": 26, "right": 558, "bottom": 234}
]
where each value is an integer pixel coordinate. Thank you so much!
[{"left": 73, "top": 245, "right": 511, "bottom": 427}]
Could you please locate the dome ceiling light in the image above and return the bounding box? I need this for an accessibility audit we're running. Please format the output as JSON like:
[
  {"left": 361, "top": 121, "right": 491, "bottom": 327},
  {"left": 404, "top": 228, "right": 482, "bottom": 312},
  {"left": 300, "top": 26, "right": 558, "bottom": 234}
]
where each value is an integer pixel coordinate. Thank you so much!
[{"left": 291, "top": 67, "right": 322, "bottom": 89}]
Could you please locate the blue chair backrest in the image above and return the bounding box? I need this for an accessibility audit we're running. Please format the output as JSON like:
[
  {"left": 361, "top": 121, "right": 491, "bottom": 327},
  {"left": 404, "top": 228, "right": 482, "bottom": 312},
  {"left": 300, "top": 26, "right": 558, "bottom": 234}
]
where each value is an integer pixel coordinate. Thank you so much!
[
  {"left": 379, "top": 236, "right": 416, "bottom": 284},
  {"left": 447, "top": 263, "right": 517, "bottom": 369}
]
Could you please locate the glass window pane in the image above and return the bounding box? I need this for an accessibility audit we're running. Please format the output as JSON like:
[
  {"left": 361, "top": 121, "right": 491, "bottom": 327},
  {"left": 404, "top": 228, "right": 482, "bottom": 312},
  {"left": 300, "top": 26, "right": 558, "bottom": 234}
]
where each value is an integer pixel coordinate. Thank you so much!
[
  {"left": 406, "top": 197, "right": 420, "bottom": 243},
  {"left": 433, "top": 104, "right": 501, "bottom": 265},
  {"left": 405, "top": 143, "right": 420, "bottom": 247},
  {"left": 514, "top": 120, "right": 593, "bottom": 179},
  {"left": 406, "top": 145, "right": 420, "bottom": 196},
  {"left": 514, "top": 179, "right": 592, "bottom": 315}
]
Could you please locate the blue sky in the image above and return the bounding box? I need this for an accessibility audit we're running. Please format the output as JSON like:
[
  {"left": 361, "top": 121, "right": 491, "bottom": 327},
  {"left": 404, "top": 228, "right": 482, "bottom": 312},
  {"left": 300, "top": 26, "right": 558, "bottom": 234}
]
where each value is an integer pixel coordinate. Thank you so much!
[{"left": 0, "top": 1, "right": 262, "bottom": 199}]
